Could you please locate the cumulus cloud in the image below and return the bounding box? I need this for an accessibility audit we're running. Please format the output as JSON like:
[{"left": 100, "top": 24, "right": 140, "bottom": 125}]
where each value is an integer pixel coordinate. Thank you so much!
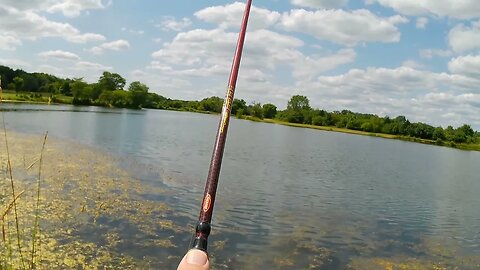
[
  {"left": 0, "top": 58, "right": 31, "bottom": 69},
  {"left": 416, "top": 17, "right": 428, "bottom": 29},
  {"left": 279, "top": 9, "right": 408, "bottom": 46},
  {"left": 39, "top": 61, "right": 112, "bottom": 83},
  {"left": 291, "top": 0, "right": 348, "bottom": 9},
  {"left": 302, "top": 66, "right": 480, "bottom": 128},
  {"left": 419, "top": 49, "right": 452, "bottom": 59},
  {"left": 402, "top": 60, "right": 424, "bottom": 69},
  {"left": 448, "top": 55, "right": 480, "bottom": 77},
  {"left": 0, "top": 0, "right": 110, "bottom": 17},
  {"left": 0, "top": 35, "right": 22, "bottom": 50},
  {"left": 46, "top": 0, "right": 111, "bottom": 17},
  {"left": 75, "top": 61, "right": 111, "bottom": 70},
  {"left": 371, "top": 0, "right": 480, "bottom": 20},
  {"left": 121, "top": 27, "right": 144, "bottom": 35},
  {"left": 157, "top": 17, "right": 192, "bottom": 32},
  {"left": 0, "top": 5, "right": 105, "bottom": 50},
  {"left": 38, "top": 50, "right": 80, "bottom": 61},
  {"left": 448, "top": 21, "right": 480, "bottom": 53},
  {"left": 194, "top": 2, "right": 281, "bottom": 30},
  {"left": 89, "top": 40, "right": 130, "bottom": 55},
  {"left": 151, "top": 28, "right": 354, "bottom": 84}
]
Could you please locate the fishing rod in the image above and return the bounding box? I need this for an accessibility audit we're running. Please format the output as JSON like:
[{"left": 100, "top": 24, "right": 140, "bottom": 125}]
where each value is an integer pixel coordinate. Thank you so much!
[{"left": 190, "top": 0, "right": 253, "bottom": 253}]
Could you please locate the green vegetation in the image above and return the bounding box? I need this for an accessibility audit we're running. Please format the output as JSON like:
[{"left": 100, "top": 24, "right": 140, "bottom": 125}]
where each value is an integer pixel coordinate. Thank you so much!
[
  {"left": 1, "top": 65, "right": 479, "bottom": 150},
  {"left": 2, "top": 132, "right": 479, "bottom": 269},
  {"left": 0, "top": 132, "right": 181, "bottom": 269}
]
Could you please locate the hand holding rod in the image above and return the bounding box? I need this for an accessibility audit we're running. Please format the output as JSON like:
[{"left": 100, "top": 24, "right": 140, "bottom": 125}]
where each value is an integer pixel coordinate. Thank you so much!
[{"left": 190, "top": 0, "right": 253, "bottom": 253}]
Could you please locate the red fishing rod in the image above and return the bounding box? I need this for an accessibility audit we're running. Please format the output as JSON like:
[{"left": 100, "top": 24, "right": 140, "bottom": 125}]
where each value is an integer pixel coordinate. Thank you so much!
[{"left": 190, "top": 0, "right": 253, "bottom": 253}]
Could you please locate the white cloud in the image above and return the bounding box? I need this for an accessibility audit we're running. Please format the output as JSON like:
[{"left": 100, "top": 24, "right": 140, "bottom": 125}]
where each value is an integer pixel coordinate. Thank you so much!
[
  {"left": 89, "top": 40, "right": 130, "bottom": 55},
  {"left": 419, "top": 49, "right": 452, "bottom": 59},
  {"left": 0, "top": 0, "right": 110, "bottom": 17},
  {"left": 149, "top": 27, "right": 355, "bottom": 100},
  {"left": 157, "top": 17, "right": 192, "bottom": 32},
  {"left": 69, "top": 61, "right": 112, "bottom": 82},
  {"left": 292, "top": 49, "right": 356, "bottom": 80},
  {"left": 448, "top": 54, "right": 480, "bottom": 77},
  {"left": 416, "top": 17, "right": 428, "bottom": 29},
  {"left": 121, "top": 27, "right": 144, "bottom": 35},
  {"left": 402, "top": 60, "right": 424, "bottom": 69},
  {"left": 194, "top": 2, "right": 281, "bottom": 30},
  {"left": 29, "top": 60, "right": 111, "bottom": 83},
  {"left": 301, "top": 66, "right": 480, "bottom": 128},
  {"left": 371, "top": 0, "right": 480, "bottom": 20},
  {"left": 279, "top": 9, "right": 408, "bottom": 46},
  {"left": 38, "top": 50, "right": 80, "bottom": 61},
  {"left": 46, "top": 0, "right": 111, "bottom": 17},
  {"left": 151, "top": 28, "right": 354, "bottom": 82},
  {"left": 0, "top": 58, "right": 31, "bottom": 69},
  {"left": 291, "top": 0, "right": 348, "bottom": 9},
  {"left": 0, "top": 6, "right": 105, "bottom": 49},
  {"left": 75, "top": 61, "right": 111, "bottom": 70},
  {"left": 0, "top": 35, "right": 22, "bottom": 50},
  {"left": 448, "top": 21, "right": 480, "bottom": 53}
]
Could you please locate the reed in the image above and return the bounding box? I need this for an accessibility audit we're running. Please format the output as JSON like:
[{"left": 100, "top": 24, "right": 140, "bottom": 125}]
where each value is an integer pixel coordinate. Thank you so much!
[{"left": 1, "top": 108, "right": 48, "bottom": 269}]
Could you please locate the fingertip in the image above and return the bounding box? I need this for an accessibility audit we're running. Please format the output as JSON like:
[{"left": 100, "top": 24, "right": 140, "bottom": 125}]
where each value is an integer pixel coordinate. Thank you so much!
[
  {"left": 177, "top": 249, "right": 210, "bottom": 270},
  {"left": 186, "top": 249, "right": 208, "bottom": 266}
]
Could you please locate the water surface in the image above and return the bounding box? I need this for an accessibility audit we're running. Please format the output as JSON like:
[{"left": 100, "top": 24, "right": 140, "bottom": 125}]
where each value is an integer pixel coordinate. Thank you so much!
[{"left": 2, "top": 103, "right": 480, "bottom": 269}]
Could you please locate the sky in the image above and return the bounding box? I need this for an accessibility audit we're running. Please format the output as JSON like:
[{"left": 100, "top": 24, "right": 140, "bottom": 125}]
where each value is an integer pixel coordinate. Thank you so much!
[{"left": 1, "top": 0, "right": 480, "bottom": 129}]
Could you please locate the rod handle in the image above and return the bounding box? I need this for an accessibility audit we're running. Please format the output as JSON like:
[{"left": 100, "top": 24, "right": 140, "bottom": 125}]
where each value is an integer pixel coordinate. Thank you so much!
[{"left": 189, "top": 222, "right": 211, "bottom": 253}]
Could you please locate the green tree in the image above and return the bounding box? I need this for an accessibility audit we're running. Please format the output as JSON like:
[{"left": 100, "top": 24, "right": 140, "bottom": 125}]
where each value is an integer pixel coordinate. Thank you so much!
[
  {"left": 249, "top": 102, "right": 263, "bottom": 119},
  {"left": 98, "top": 90, "right": 130, "bottom": 107},
  {"left": 278, "top": 110, "right": 304, "bottom": 123},
  {"left": 262, "top": 103, "right": 277, "bottom": 119},
  {"left": 98, "top": 71, "right": 126, "bottom": 91},
  {"left": 198, "top": 96, "right": 223, "bottom": 113},
  {"left": 71, "top": 79, "right": 93, "bottom": 105},
  {"left": 236, "top": 108, "right": 246, "bottom": 118},
  {"left": 432, "top": 127, "right": 446, "bottom": 141},
  {"left": 61, "top": 81, "right": 72, "bottom": 96},
  {"left": 19, "top": 74, "right": 39, "bottom": 92},
  {"left": 128, "top": 81, "right": 149, "bottom": 109},
  {"left": 145, "top": 93, "right": 167, "bottom": 108},
  {"left": 13, "top": 76, "right": 24, "bottom": 92},
  {"left": 287, "top": 95, "right": 310, "bottom": 111},
  {"left": 457, "top": 124, "right": 474, "bottom": 137},
  {"left": 444, "top": 126, "right": 455, "bottom": 141},
  {"left": 231, "top": 99, "right": 247, "bottom": 115}
]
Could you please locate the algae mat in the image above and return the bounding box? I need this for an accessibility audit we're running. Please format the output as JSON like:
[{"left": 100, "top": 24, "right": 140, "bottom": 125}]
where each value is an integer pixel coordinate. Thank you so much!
[
  {"left": 1, "top": 132, "right": 479, "bottom": 269},
  {"left": 0, "top": 132, "right": 186, "bottom": 269}
]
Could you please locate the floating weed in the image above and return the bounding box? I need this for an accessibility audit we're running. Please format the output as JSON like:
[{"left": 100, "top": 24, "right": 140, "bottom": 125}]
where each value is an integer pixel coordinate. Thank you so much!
[
  {"left": 273, "top": 257, "right": 295, "bottom": 267},
  {"left": 211, "top": 239, "right": 227, "bottom": 251},
  {"left": 2, "top": 132, "right": 480, "bottom": 269},
  {"left": 346, "top": 257, "right": 451, "bottom": 270},
  {"left": 153, "top": 238, "right": 177, "bottom": 248},
  {"left": 0, "top": 132, "right": 182, "bottom": 268}
]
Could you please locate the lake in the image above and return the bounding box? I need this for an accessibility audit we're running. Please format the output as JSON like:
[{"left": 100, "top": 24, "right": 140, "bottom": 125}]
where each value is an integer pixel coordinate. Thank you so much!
[{"left": 1, "top": 103, "right": 480, "bottom": 269}]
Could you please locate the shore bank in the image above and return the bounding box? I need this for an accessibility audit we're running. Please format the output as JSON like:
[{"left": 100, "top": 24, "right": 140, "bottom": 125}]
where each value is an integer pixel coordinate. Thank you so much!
[{"left": 259, "top": 118, "right": 480, "bottom": 152}]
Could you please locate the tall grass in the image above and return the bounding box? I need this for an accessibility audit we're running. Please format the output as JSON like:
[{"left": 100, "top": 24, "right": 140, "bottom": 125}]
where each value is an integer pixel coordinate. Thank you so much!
[
  {"left": 1, "top": 107, "right": 48, "bottom": 269},
  {"left": 30, "top": 132, "right": 48, "bottom": 269},
  {"left": 2, "top": 112, "right": 26, "bottom": 269}
]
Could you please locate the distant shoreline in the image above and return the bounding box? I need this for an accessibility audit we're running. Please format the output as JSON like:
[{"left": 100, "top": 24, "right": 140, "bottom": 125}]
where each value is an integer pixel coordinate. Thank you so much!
[
  {"left": 2, "top": 99, "right": 479, "bottom": 152},
  {"left": 240, "top": 117, "right": 480, "bottom": 152}
]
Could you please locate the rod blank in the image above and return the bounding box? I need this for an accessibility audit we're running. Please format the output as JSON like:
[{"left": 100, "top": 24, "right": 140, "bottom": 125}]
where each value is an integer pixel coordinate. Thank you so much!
[{"left": 190, "top": 0, "right": 253, "bottom": 253}]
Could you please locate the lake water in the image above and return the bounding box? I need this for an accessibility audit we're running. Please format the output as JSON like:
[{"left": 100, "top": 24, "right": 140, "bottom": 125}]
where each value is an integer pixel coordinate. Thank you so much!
[{"left": 2, "top": 103, "right": 480, "bottom": 269}]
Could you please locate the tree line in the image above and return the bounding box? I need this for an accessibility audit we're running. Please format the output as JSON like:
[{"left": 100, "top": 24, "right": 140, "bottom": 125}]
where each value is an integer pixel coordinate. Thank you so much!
[
  {"left": 1, "top": 65, "right": 478, "bottom": 145},
  {"left": 275, "top": 95, "right": 479, "bottom": 145}
]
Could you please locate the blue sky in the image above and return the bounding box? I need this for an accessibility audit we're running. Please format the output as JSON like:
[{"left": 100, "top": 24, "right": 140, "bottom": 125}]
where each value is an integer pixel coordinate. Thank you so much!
[{"left": 1, "top": 0, "right": 480, "bottom": 129}]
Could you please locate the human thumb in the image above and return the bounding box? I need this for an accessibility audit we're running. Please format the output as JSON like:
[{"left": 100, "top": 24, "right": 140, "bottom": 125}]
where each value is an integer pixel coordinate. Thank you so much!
[{"left": 177, "top": 249, "right": 210, "bottom": 270}]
